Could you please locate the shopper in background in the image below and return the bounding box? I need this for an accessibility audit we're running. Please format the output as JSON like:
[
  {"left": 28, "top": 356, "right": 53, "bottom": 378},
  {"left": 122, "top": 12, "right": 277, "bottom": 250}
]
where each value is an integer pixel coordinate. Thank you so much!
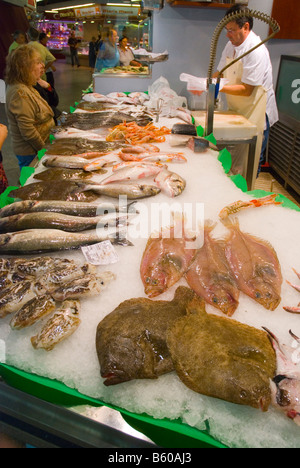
[
  {"left": 27, "top": 27, "right": 56, "bottom": 81},
  {"left": 118, "top": 36, "right": 142, "bottom": 67},
  {"left": 89, "top": 36, "right": 97, "bottom": 69},
  {"left": 39, "top": 32, "right": 56, "bottom": 87},
  {"left": 34, "top": 64, "right": 61, "bottom": 125},
  {"left": 68, "top": 31, "right": 80, "bottom": 68},
  {"left": 8, "top": 30, "right": 26, "bottom": 54},
  {"left": 94, "top": 28, "right": 119, "bottom": 73},
  {"left": 0, "top": 124, "right": 9, "bottom": 194},
  {"left": 5, "top": 45, "right": 55, "bottom": 170}
]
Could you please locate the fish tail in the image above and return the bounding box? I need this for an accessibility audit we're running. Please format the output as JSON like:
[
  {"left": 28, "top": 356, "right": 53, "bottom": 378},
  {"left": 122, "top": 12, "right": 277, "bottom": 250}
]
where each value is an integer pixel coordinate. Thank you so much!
[
  {"left": 220, "top": 216, "right": 239, "bottom": 230},
  {"left": 110, "top": 235, "right": 133, "bottom": 246}
]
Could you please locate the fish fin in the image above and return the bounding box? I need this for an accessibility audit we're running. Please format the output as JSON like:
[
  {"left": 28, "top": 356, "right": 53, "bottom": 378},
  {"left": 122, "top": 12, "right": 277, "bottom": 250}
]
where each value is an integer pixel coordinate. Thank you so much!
[{"left": 110, "top": 236, "right": 133, "bottom": 247}]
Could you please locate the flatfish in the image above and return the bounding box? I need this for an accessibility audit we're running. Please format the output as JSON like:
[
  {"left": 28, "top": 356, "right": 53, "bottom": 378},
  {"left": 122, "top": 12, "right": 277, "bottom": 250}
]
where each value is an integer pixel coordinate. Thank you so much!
[
  {"left": 45, "top": 138, "right": 123, "bottom": 156},
  {"left": 185, "top": 222, "right": 240, "bottom": 316},
  {"left": 60, "top": 111, "right": 152, "bottom": 130},
  {"left": 96, "top": 286, "right": 199, "bottom": 386},
  {"left": 34, "top": 168, "right": 107, "bottom": 182},
  {"left": 223, "top": 218, "right": 282, "bottom": 310},
  {"left": 167, "top": 297, "right": 277, "bottom": 411},
  {"left": 9, "top": 181, "right": 98, "bottom": 202}
]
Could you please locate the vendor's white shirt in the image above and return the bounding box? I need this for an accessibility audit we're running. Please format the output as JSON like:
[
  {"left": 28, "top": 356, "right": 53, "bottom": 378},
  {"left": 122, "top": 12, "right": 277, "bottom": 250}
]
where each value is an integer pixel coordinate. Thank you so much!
[
  {"left": 217, "top": 30, "right": 278, "bottom": 127},
  {"left": 119, "top": 47, "right": 134, "bottom": 67}
]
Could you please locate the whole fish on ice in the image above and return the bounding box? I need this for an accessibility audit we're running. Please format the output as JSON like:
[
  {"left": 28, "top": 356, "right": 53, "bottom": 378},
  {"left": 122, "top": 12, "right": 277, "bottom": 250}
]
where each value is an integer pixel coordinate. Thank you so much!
[
  {"left": 154, "top": 168, "right": 186, "bottom": 197},
  {"left": 263, "top": 327, "right": 300, "bottom": 425},
  {"left": 0, "top": 227, "right": 132, "bottom": 254},
  {"left": 0, "top": 200, "right": 136, "bottom": 219},
  {"left": 100, "top": 162, "right": 163, "bottom": 185},
  {"left": 9, "top": 181, "right": 99, "bottom": 202},
  {"left": 96, "top": 286, "right": 198, "bottom": 385},
  {"left": 223, "top": 218, "right": 282, "bottom": 311},
  {"left": 140, "top": 217, "right": 197, "bottom": 298},
  {"left": 167, "top": 298, "right": 277, "bottom": 411},
  {"left": 0, "top": 211, "right": 133, "bottom": 233},
  {"left": 185, "top": 222, "right": 240, "bottom": 316}
]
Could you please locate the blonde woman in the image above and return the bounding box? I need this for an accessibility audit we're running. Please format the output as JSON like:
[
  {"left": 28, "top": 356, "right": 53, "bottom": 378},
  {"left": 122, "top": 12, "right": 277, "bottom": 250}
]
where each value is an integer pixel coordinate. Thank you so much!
[{"left": 5, "top": 45, "right": 55, "bottom": 169}]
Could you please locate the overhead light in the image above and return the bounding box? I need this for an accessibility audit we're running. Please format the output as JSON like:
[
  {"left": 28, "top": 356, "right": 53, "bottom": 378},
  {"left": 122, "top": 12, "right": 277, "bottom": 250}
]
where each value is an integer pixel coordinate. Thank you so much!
[
  {"left": 45, "top": 10, "right": 58, "bottom": 12},
  {"left": 54, "top": 3, "right": 95, "bottom": 11},
  {"left": 107, "top": 3, "right": 140, "bottom": 6}
]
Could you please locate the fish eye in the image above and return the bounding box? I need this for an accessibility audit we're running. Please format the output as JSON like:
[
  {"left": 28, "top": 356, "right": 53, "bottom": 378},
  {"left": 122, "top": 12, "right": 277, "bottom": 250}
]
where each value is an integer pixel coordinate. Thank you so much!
[
  {"left": 145, "top": 277, "right": 150, "bottom": 283},
  {"left": 255, "top": 292, "right": 261, "bottom": 298}
]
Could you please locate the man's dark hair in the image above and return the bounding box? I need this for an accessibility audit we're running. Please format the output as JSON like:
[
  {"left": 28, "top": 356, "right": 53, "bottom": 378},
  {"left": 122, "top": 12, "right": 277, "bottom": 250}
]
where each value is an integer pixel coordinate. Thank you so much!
[
  {"left": 225, "top": 3, "right": 253, "bottom": 30},
  {"left": 27, "top": 27, "right": 39, "bottom": 41}
]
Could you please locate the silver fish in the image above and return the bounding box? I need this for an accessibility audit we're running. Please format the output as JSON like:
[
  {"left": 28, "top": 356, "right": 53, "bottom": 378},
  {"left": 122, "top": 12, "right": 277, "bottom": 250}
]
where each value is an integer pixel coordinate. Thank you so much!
[
  {"left": 0, "top": 282, "right": 36, "bottom": 318},
  {"left": 42, "top": 156, "right": 103, "bottom": 170},
  {"left": 31, "top": 300, "right": 81, "bottom": 351},
  {"left": 50, "top": 271, "right": 115, "bottom": 301},
  {"left": 154, "top": 169, "right": 186, "bottom": 197},
  {"left": 0, "top": 200, "right": 136, "bottom": 218},
  {"left": 10, "top": 294, "right": 56, "bottom": 330},
  {"left": 82, "top": 182, "right": 161, "bottom": 199},
  {"left": 0, "top": 211, "right": 134, "bottom": 233},
  {"left": 0, "top": 228, "right": 132, "bottom": 254}
]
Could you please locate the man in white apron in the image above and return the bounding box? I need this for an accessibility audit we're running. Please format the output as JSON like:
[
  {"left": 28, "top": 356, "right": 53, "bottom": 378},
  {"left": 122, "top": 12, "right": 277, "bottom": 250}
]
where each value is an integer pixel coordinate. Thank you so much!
[{"left": 215, "top": 4, "right": 278, "bottom": 183}]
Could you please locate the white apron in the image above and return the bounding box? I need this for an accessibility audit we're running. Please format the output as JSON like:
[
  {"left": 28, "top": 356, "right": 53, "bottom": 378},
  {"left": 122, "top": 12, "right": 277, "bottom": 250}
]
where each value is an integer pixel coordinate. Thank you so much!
[{"left": 224, "top": 58, "right": 267, "bottom": 188}]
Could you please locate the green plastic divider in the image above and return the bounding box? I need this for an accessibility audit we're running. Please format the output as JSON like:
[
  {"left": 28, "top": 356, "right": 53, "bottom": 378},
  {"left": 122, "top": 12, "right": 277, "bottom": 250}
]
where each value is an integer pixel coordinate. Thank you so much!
[
  {"left": 218, "top": 148, "right": 232, "bottom": 174},
  {"left": 205, "top": 133, "right": 217, "bottom": 146},
  {"left": 19, "top": 166, "right": 35, "bottom": 187},
  {"left": 49, "top": 134, "right": 56, "bottom": 143},
  {"left": 37, "top": 148, "right": 47, "bottom": 160},
  {"left": 0, "top": 363, "right": 226, "bottom": 448},
  {"left": 229, "top": 174, "right": 248, "bottom": 193},
  {"left": 196, "top": 125, "right": 204, "bottom": 137},
  {"left": 0, "top": 186, "right": 18, "bottom": 208}
]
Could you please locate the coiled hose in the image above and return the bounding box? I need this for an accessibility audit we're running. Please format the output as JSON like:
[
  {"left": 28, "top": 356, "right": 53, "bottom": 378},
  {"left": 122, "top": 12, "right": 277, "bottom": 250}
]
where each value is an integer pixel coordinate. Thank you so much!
[{"left": 207, "top": 8, "right": 280, "bottom": 84}]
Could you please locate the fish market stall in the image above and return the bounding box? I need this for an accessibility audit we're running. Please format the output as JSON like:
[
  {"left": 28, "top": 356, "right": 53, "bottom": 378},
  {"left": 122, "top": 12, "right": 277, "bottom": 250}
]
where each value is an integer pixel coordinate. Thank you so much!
[{"left": 0, "top": 90, "right": 300, "bottom": 449}]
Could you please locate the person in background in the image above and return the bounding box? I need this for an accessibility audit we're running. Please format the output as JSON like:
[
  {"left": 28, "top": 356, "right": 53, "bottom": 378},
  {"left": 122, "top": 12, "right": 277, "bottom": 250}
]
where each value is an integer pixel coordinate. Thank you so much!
[
  {"left": 0, "top": 124, "right": 9, "bottom": 194},
  {"left": 5, "top": 45, "right": 55, "bottom": 170},
  {"left": 8, "top": 30, "right": 26, "bottom": 54},
  {"left": 39, "top": 32, "right": 56, "bottom": 87},
  {"left": 214, "top": 3, "right": 278, "bottom": 176},
  {"left": 68, "top": 31, "right": 80, "bottom": 68},
  {"left": 89, "top": 36, "right": 97, "bottom": 69},
  {"left": 34, "top": 65, "right": 61, "bottom": 125},
  {"left": 94, "top": 28, "right": 119, "bottom": 73},
  {"left": 27, "top": 27, "right": 56, "bottom": 81},
  {"left": 118, "top": 36, "right": 142, "bottom": 67}
]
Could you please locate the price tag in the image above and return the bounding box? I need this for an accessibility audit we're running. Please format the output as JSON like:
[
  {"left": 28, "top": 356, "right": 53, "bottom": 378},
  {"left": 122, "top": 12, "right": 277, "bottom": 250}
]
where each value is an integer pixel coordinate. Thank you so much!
[{"left": 81, "top": 241, "right": 119, "bottom": 265}]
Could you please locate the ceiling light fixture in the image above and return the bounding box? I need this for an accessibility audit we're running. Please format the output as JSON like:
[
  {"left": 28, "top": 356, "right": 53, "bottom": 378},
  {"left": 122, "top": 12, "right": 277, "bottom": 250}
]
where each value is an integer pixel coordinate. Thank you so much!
[{"left": 53, "top": 3, "right": 95, "bottom": 11}]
